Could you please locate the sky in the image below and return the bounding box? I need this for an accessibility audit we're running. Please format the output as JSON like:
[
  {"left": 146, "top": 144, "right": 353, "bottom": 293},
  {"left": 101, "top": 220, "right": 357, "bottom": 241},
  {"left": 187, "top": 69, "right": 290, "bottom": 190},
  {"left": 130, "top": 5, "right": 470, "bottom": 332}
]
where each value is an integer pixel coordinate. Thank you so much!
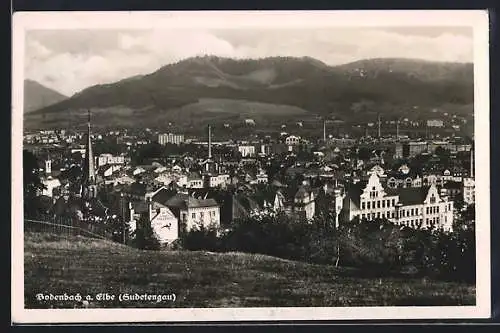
[{"left": 24, "top": 27, "right": 473, "bottom": 97}]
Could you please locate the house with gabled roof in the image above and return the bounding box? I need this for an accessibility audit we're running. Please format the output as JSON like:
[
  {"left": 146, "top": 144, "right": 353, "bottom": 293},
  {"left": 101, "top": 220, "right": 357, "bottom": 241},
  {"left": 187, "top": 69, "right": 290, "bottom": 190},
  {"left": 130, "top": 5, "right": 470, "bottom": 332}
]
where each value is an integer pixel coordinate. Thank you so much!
[{"left": 161, "top": 193, "right": 220, "bottom": 232}]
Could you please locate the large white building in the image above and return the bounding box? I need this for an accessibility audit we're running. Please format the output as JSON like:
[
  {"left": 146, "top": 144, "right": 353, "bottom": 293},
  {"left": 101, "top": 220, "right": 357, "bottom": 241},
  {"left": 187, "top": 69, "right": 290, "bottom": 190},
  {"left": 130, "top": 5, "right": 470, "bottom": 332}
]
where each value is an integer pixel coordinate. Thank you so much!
[
  {"left": 97, "top": 154, "right": 125, "bottom": 168},
  {"left": 164, "top": 195, "right": 220, "bottom": 231},
  {"left": 342, "top": 172, "right": 454, "bottom": 231},
  {"left": 463, "top": 178, "right": 475, "bottom": 205},
  {"left": 204, "top": 174, "right": 230, "bottom": 188},
  {"left": 285, "top": 135, "right": 301, "bottom": 146},
  {"left": 427, "top": 119, "right": 445, "bottom": 128},
  {"left": 158, "top": 133, "right": 185, "bottom": 145},
  {"left": 238, "top": 145, "right": 256, "bottom": 158}
]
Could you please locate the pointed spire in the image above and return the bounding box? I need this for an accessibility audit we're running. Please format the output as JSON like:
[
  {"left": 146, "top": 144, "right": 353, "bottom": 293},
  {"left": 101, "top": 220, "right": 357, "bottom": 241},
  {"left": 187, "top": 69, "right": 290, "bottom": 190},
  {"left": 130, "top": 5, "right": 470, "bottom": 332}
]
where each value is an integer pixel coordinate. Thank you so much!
[{"left": 82, "top": 109, "right": 96, "bottom": 198}]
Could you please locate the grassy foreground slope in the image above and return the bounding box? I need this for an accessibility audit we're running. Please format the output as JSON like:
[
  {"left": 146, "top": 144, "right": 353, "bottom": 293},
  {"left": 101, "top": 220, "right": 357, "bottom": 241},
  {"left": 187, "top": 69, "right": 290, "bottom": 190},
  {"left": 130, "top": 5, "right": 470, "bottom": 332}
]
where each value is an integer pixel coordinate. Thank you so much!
[{"left": 24, "top": 232, "right": 475, "bottom": 308}]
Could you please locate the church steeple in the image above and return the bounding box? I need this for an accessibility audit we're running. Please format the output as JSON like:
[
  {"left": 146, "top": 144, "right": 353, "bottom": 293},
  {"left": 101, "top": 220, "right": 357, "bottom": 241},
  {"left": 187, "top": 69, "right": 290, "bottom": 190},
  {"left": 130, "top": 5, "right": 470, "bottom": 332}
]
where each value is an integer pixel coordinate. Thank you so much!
[{"left": 82, "top": 110, "right": 96, "bottom": 198}]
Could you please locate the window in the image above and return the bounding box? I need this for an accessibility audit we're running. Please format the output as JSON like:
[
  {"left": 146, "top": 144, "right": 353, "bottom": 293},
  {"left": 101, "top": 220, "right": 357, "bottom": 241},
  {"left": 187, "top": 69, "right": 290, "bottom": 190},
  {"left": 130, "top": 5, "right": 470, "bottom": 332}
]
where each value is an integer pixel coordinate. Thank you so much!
[
  {"left": 392, "top": 199, "right": 395, "bottom": 206},
  {"left": 430, "top": 195, "right": 436, "bottom": 204},
  {"left": 377, "top": 212, "right": 380, "bottom": 218},
  {"left": 361, "top": 202, "right": 365, "bottom": 210},
  {"left": 367, "top": 202, "right": 371, "bottom": 209},
  {"left": 377, "top": 201, "right": 380, "bottom": 208},
  {"left": 382, "top": 200, "right": 386, "bottom": 208},
  {"left": 361, "top": 214, "right": 365, "bottom": 219},
  {"left": 426, "top": 207, "right": 429, "bottom": 214},
  {"left": 191, "top": 213, "right": 196, "bottom": 219},
  {"left": 200, "top": 212, "right": 204, "bottom": 219},
  {"left": 392, "top": 212, "right": 395, "bottom": 218}
]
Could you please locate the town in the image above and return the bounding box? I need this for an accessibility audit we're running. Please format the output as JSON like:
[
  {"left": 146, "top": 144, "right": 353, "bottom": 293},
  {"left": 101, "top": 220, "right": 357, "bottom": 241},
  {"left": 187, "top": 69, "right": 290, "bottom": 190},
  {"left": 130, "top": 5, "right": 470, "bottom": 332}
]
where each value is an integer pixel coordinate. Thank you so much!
[{"left": 23, "top": 111, "right": 475, "bottom": 247}]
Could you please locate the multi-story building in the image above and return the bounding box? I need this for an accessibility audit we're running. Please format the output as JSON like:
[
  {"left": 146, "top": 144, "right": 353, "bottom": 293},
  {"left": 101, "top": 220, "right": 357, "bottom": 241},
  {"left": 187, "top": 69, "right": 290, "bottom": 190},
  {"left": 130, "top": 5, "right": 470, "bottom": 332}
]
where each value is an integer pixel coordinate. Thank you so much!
[
  {"left": 164, "top": 194, "right": 220, "bottom": 231},
  {"left": 204, "top": 174, "right": 230, "bottom": 188},
  {"left": 158, "top": 133, "right": 185, "bottom": 145},
  {"left": 394, "top": 143, "right": 404, "bottom": 159},
  {"left": 403, "top": 141, "right": 428, "bottom": 158},
  {"left": 127, "top": 200, "right": 179, "bottom": 245},
  {"left": 285, "top": 135, "right": 301, "bottom": 146},
  {"left": 97, "top": 154, "right": 125, "bottom": 168},
  {"left": 463, "top": 178, "right": 475, "bottom": 205},
  {"left": 342, "top": 172, "right": 454, "bottom": 231},
  {"left": 427, "top": 119, "right": 444, "bottom": 128},
  {"left": 238, "top": 145, "right": 256, "bottom": 158},
  {"left": 187, "top": 172, "right": 204, "bottom": 189}
]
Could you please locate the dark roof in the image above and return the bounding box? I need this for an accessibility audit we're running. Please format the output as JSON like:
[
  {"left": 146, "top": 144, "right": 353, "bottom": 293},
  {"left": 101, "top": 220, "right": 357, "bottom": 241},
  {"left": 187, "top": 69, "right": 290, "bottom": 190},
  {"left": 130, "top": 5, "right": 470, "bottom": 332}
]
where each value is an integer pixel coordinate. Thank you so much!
[
  {"left": 127, "top": 182, "right": 147, "bottom": 196},
  {"left": 151, "top": 188, "right": 177, "bottom": 205},
  {"left": 396, "top": 186, "right": 431, "bottom": 206},
  {"left": 187, "top": 172, "right": 202, "bottom": 181},
  {"left": 132, "top": 200, "right": 166, "bottom": 214},
  {"left": 345, "top": 181, "right": 366, "bottom": 207},
  {"left": 444, "top": 181, "right": 462, "bottom": 190},
  {"left": 165, "top": 194, "right": 219, "bottom": 210}
]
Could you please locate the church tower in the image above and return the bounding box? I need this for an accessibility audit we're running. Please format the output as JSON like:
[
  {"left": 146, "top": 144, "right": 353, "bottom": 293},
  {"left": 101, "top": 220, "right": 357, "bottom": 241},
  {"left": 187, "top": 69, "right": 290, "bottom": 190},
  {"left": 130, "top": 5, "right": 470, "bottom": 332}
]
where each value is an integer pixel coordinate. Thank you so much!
[
  {"left": 44, "top": 158, "right": 52, "bottom": 175},
  {"left": 81, "top": 110, "right": 97, "bottom": 199}
]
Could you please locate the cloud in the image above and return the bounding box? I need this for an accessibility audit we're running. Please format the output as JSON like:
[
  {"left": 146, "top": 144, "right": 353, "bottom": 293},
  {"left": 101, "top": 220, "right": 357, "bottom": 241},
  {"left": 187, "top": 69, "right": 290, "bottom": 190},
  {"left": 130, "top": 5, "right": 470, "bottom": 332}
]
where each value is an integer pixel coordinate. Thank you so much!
[{"left": 24, "top": 27, "right": 473, "bottom": 96}]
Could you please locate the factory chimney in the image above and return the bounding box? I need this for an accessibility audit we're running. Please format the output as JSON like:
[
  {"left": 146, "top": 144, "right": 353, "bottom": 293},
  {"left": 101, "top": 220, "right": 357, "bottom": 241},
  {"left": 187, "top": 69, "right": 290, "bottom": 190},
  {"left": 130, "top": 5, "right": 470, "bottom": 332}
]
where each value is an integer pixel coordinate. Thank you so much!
[
  {"left": 377, "top": 114, "right": 381, "bottom": 138},
  {"left": 396, "top": 119, "right": 400, "bottom": 140},
  {"left": 208, "top": 124, "right": 212, "bottom": 159},
  {"left": 323, "top": 119, "right": 326, "bottom": 142},
  {"left": 470, "top": 146, "right": 474, "bottom": 178}
]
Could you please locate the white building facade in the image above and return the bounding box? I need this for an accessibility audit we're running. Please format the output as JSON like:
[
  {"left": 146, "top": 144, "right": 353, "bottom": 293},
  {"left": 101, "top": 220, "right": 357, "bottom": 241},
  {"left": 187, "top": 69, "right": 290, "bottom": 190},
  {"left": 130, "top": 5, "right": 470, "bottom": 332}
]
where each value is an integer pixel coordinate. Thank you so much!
[
  {"left": 343, "top": 172, "right": 454, "bottom": 232},
  {"left": 158, "top": 133, "right": 185, "bottom": 145}
]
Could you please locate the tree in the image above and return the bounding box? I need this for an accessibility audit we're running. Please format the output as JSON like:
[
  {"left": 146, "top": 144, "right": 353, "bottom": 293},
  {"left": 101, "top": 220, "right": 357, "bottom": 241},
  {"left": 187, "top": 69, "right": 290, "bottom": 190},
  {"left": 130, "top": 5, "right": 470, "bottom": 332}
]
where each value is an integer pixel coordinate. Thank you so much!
[
  {"left": 133, "top": 214, "right": 160, "bottom": 250},
  {"left": 23, "top": 150, "right": 46, "bottom": 217}
]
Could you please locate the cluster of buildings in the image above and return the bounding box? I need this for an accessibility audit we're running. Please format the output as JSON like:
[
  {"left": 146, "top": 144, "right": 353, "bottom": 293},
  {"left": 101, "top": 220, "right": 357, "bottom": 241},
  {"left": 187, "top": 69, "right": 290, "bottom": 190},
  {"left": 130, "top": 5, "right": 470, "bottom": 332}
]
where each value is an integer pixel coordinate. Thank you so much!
[{"left": 28, "top": 111, "right": 475, "bottom": 248}]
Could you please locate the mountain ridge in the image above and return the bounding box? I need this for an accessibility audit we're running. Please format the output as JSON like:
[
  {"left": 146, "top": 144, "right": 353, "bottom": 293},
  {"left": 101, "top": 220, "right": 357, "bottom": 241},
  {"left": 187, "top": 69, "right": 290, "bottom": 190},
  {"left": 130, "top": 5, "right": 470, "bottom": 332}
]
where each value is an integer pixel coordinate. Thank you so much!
[
  {"left": 26, "top": 56, "right": 473, "bottom": 129},
  {"left": 23, "top": 79, "right": 68, "bottom": 113}
]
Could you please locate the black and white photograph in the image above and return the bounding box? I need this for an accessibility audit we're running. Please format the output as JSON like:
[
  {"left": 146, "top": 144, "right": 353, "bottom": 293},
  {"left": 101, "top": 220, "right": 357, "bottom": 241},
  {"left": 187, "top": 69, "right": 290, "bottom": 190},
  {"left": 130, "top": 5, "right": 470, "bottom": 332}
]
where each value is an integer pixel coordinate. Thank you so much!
[{"left": 11, "top": 10, "right": 490, "bottom": 323}]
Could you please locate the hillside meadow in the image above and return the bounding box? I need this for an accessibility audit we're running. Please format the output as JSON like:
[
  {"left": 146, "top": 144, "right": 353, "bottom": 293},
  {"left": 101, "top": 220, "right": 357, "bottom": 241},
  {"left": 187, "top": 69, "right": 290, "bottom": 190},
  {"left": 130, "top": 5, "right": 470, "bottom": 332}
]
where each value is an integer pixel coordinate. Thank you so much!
[{"left": 24, "top": 232, "right": 475, "bottom": 309}]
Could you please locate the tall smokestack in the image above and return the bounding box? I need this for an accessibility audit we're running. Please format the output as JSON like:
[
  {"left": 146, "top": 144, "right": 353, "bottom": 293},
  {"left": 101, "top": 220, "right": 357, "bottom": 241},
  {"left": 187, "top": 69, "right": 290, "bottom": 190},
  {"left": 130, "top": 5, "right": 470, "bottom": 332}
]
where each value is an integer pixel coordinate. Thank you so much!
[
  {"left": 470, "top": 147, "right": 474, "bottom": 178},
  {"left": 323, "top": 119, "right": 326, "bottom": 142},
  {"left": 208, "top": 124, "right": 212, "bottom": 159},
  {"left": 377, "top": 114, "right": 381, "bottom": 138}
]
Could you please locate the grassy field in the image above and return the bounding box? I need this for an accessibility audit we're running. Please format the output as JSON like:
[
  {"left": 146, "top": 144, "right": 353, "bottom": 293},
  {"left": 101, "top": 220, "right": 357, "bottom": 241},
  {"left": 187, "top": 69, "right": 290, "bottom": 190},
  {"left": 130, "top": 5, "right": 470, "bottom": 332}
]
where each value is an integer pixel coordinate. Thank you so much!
[{"left": 24, "top": 232, "right": 475, "bottom": 309}]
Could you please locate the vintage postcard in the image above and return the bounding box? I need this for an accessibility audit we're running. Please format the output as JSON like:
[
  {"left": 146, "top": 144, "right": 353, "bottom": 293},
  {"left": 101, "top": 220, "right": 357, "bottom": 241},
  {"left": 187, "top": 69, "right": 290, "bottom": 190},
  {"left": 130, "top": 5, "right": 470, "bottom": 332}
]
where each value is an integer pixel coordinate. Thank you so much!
[{"left": 11, "top": 10, "right": 490, "bottom": 323}]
